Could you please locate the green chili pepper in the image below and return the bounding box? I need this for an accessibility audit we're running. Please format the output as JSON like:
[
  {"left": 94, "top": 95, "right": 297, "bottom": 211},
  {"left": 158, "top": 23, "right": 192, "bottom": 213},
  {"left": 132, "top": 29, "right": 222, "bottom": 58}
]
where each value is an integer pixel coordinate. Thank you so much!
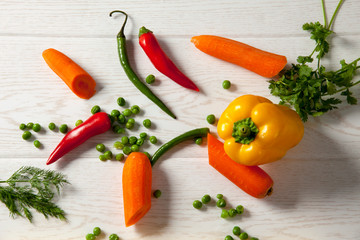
[
  {"left": 109, "top": 10, "right": 176, "bottom": 119},
  {"left": 150, "top": 127, "right": 209, "bottom": 166}
]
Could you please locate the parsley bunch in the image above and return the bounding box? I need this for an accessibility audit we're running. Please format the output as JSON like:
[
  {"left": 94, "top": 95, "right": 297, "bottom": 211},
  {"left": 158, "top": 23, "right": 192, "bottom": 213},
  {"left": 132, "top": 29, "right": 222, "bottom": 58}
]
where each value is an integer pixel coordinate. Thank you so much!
[{"left": 269, "top": 0, "right": 360, "bottom": 122}]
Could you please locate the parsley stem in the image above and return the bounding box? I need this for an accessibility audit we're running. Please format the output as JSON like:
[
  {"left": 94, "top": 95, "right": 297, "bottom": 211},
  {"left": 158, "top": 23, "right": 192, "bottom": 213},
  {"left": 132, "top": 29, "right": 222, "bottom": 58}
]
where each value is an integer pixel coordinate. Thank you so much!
[
  {"left": 323, "top": 80, "right": 360, "bottom": 96},
  {"left": 321, "top": 0, "right": 327, "bottom": 28},
  {"left": 328, "top": 0, "right": 345, "bottom": 30}
]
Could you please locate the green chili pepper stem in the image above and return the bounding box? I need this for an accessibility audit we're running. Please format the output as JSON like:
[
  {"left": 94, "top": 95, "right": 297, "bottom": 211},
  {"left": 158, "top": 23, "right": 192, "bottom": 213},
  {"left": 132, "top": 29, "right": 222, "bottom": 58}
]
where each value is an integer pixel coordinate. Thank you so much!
[
  {"left": 110, "top": 10, "right": 176, "bottom": 119},
  {"left": 150, "top": 127, "right": 209, "bottom": 167},
  {"left": 139, "top": 26, "right": 152, "bottom": 38}
]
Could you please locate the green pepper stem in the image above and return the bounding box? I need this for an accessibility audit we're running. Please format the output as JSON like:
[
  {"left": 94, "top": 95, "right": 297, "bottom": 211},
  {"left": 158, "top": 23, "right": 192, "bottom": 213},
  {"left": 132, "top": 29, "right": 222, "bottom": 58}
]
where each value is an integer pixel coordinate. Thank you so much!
[
  {"left": 109, "top": 10, "right": 128, "bottom": 38},
  {"left": 232, "top": 118, "right": 258, "bottom": 144}
]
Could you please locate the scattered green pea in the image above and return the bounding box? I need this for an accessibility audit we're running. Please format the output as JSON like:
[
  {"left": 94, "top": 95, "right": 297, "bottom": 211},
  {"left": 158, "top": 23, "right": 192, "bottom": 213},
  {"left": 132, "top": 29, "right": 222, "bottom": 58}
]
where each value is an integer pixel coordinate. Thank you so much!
[
  {"left": 22, "top": 131, "right": 32, "bottom": 140},
  {"left": 228, "top": 208, "right": 237, "bottom": 217},
  {"left": 111, "top": 109, "right": 121, "bottom": 118},
  {"left": 125, "top": 121, "right": 134, "bottom": 129},
  {"left": 206, "top": 114, "right": 216, "bottom": 124},
  {"left": 93, "top": 227, "right": 101, "bottom": 236},
  {"left": 117, "top": 127, "right": 125, "bottom": 134},
  {"left": 131, "top": 144, "right": 139, "bottom": 152},
  {"left": 123, "top": 146, "right": 132, "bottom": 155},
  {"left": 222, "top": 80, "right": 231, "bottom": 89},
  {"left": 59, "top": 124, "right": 68, "bottom": 134},
  {"left": 149, "top": 136, "right": 157, "bottom": 144},
  {"left": 91, "top": 105, "right": 101, "bottom": 114},
  {"left": 143, "top": 119, "right": 151, "bottom": 128},
  {"left": 131, "top": 105, "right": 140, "bottom": 114},
  {"left": 115, "top": 153, "right": 125, "bottom": 161},
  {"left": 109, "top": 233, "right": 120, "bottom": 240},
  {"left": 129, "top": 136, "right": 138, "bottom": 145},
  {"left": 239, "top": 232, "right": 249, "bottom": 240},
  {"left": 117, "top": 97, "right": 126, "bottom": 107},
  {"left": 236, "top": 205, "right": 244, "bottom": 214},
  {"left": 86, "top": 233, "right": 96, "bottom": 240},
  {"left": 153, "top": 189, "right": 162, "bottom": 198},
  {"left": 121, "top": 136, "right": 129, "bottom": 145},
  {"left": 75, "top": 120, "right": 83, "bottom": 127},
  {"left": 113, "top": 141, "right": 124, "bottom": 150},
  {"left": 201, "top": 194, "right": 211, "bottom": 204},
  {"left": 96, "top": 143, "right": 105, "bottom": 152},
  {"left": 146, "top": 74, "right": 155, "bottom": 84},
  {"left": 27, "top": 122, "right": 34, "bottom": 129},
  {"left": 136, "top": 138, "right": 144, "bottom": 146},
  {"left": 216, "top": 198, "right": 226, "bottom": 208},
  {"left": 104, "top": 150, "right": 113, "bottom": 160},
  {"left": 195, "top": 137, "right": 203, "bottom": 145},
  {"left": 225, "top": 235, "right": 234, "bottom": 240},
  {"left": 216, "top": 193, "right": 223, "bottom": 199},
  {"left": 122, "top": 109, "right": 132, "bottom": 117},
  {"left": 118, "top": 114, "right": 126, "bottom": 124},
  {"left": 139, "top": 132, "right": 147, "bottom": 139},
  {"left": 221, "top": 209, "right": 229, "bottom": 218},
  {"left": 33, "top": 140, "right": 41, "bottom": 148},
  {"left": 233, "top": 226, "right": 241, "bottom": 236},
  {"left": 193, "top": 200, "right": 202, "bottom": 209},
  {"left": 99, "top": 155, "right": 107, "bottom": 161},
  {"left": 19, "top": 123, "right": 26, "bottom": 130},
  {"left": 48, "top": 122, "right": 56, "bottom": 130},
  {"left": 112, "top": 125, "right": 121, "bottom": 133},
  {"left": 32, "top": 123, "right": 41, "bottom": 132}
]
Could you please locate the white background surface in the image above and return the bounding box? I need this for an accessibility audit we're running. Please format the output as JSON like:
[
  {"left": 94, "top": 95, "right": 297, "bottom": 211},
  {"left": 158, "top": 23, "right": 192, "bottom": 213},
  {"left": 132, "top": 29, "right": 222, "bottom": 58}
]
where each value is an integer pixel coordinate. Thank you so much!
[{"left": 1, "top": 0, "right": 360, "bottom": 239}]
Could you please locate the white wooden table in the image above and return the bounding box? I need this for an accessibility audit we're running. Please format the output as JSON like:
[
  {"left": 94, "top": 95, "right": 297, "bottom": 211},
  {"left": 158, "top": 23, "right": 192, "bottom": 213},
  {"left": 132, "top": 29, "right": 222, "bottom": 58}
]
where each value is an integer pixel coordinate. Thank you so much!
[{"left": 1, "top": 1, "right": 360, "bottom": 239}]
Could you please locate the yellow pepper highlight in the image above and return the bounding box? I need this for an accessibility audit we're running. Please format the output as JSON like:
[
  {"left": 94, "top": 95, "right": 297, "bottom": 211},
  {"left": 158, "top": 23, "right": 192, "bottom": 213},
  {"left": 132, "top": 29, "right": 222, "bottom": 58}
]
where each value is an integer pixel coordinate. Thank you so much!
[{"left": 217, "top": 95, "right": 304, "bottom": 166}]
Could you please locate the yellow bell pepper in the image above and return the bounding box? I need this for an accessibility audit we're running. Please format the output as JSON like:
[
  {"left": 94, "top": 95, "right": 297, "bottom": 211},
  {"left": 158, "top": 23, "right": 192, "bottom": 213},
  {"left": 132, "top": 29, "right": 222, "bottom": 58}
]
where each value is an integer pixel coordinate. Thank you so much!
[{"left": 217, "top": 95, "right": 304, "bottom": 166}]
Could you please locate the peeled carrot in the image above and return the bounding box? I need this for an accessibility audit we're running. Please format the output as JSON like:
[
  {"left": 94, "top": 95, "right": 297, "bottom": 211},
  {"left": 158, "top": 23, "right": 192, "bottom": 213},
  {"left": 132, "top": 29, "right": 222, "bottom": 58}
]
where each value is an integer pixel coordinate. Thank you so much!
[
  {"left": 191, "top": 35, "right": 287, "bottom": 78},
  {"left": 42, "top": 48, "right": 96, "bottom": 99},
  {"left": 122, "top": 152, "right": 152, "bottom": 227},
  {"left": 207, "top": 133, "right": 273, "bottom": 198}
]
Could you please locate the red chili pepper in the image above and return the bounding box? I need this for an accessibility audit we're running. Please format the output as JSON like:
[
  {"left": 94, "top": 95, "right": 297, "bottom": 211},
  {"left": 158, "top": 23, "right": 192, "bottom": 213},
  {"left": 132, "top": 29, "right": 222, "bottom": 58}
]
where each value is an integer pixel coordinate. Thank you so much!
[
  {"left": 46, "top": 112, "right": 112, "bottom": 165},
  {"left": 138, "top": 26, "right": 199, "bottom": 92}
]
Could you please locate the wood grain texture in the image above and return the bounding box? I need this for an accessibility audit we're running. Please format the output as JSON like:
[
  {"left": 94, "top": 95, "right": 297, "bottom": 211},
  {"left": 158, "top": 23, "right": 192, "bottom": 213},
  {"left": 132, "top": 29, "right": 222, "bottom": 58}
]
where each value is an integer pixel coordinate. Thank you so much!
[{"left": 0, "top": 0, "right": 359, "bottom": 239}]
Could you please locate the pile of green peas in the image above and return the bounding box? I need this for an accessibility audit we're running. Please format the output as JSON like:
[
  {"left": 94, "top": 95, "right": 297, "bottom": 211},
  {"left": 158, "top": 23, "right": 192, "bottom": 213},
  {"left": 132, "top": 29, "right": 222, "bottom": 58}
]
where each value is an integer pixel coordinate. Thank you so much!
[
  {"left": 85, "top": 227, "right": 120, "bottom": 240},
  {"left": 19, "top": 122, "right": 42, "bottom": 148}
]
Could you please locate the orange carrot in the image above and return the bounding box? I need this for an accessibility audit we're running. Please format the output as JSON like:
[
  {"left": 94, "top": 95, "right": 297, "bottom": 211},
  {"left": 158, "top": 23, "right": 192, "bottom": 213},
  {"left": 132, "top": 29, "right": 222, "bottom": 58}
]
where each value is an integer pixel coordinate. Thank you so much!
[
  {"left": 122, "top": 152, "right": 152, "bottom": 227},
  {"left": 207, "top": 133, "right": 273, "bottom": 198},
  {"left": 42, "top": 48, "right": 96, "bottom": 99},
  {"left": 191, "top": 35, "right": 287, "bottom": 78}
]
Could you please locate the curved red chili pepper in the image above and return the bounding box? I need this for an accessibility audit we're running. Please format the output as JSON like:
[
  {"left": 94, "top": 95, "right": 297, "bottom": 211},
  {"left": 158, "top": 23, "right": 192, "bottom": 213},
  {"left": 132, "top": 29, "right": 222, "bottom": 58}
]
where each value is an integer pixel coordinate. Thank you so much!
[
  {"left": 46, "top": 112, "right": 112, "bottom": 165},
  {"left": 139, "top": 26, "right": 199, "bottom": 92}
]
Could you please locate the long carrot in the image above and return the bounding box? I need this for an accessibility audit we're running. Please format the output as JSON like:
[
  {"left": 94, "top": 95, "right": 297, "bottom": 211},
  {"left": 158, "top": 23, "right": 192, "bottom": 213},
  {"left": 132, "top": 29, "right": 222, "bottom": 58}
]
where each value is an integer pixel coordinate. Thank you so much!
[
  {"left": 122, "top": 152, "right": 152, "bottom": 227},
  {"left": 207, "top": 133, "right": 273, "bottom": 198},
  {"left": 42, "top": 48, "right": 96, "bottom": 99},
  {"left": 191, "top": 35, "right": 287, "bottom": 78}
]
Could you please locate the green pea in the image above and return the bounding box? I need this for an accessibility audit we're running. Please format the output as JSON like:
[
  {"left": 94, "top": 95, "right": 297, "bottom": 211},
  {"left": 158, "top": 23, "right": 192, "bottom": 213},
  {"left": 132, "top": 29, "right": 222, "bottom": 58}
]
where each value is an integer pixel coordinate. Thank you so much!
[
  {"left": 104, "top": 150, "right": 113, "bottom": 160},
  {"left": 221, "top": 209, "right": 229, "bottom": 218},
  {"left": 109, "top": 233, "right": 120, "bottom": 240},
  {"left": 236, "top": 205, "right": 244, "bottom": 214},
  {"left": 193, "top": 200, "right": 202, "bottom": 209},
  {"left": 121, "top": 136, "right": 129, "bottom": 145},
  {"left": 125, "top": 121, "right": 134, "bottom": 130},
  {"left": 96, "top": 143, "right": 105, "bottom": 152},
  {"left": 122, "top": 109, "right": 132, "bottom": 117},
  {"left": 136, "top": 138, "right": 144, "bottom": 146},
  {"left": 91, "top": 105, "right": 101, "bottom": 114},
  {"left": 75, "top": 120, "right": 83, "bottom": 127},
  {"left": 118, "top": 114, "right": 126, "bottom": 124},
  {"left": 195, "top": 137, "right": 203, "bottom": 145},
  {"left": 201, "top": 194, "right": 211, "bottom": 204},
  {"left": 131, "top": 105, "right": 140, "bottom": 114},
  {"left": 19, "top": 123, "right": 26, "bottom": 130},
  {"left": 145, "top": 74, "right": 155, "bottom": 84},
  {"left": 127, "top": 118, "right": 135, "bottom": 124},
  {"left": 216, "top": 193, "right": 223, "bottom": 199},
  {"left": 139, "top": 132, "right": 147, "bottom": 139},
  {"left": 86, "top": 233, "right": 96, "bottom": 240},
  {"left": 99, "top": 155, "right": 107, "bottom": 161},
  {"left": 111, "top": 109, "right": 120, "bottom": 118},
  {"left": 26, "top": 122, "right": 34, "bottom": 129},
  {"left": 228, "top": 208, "right": 237, "bottom": 217},
  {"left": 206, "top": 114, "right": 216, "bottom": 124},
  {"left": 113, "top": 141, "right": 124, "bottom": 150},
  {"left": 222, "top": 80, "right": 231, "bottom": 89},
  {"left": 233, "top": 226, "right": 241, "bottom": 236},
  {"left": 129, "top": 136, "right": 137, "bottom": 145},
  {"left": 143, "top": 119, "right": 151, "bottom": 128},
  {"left": 216, "top": 198, "right": 226, "bottom": 208},
  {"left": 48, "top": 122, "right": 56, "bottom": 130},
  {"left": 239, "top": 232, "right": 249, "bottom": 240},
  {"left": 117, "top": 97, "right": 126, "bottom": 107},
  {"left": 32, "top": 123, "right": 41, "bottom": 132},
  {"left": 225, "top": 235, "right": 234, "bottom": 240},
  {"left": 112, "top": 125, "right": 121, "bottom": 133},
  {"left": 153, "top": 189, "right": 162, "bottom": 198},
  {"left": 93, "top": 227, "right": 101, "bottom": 236},
  {"left": 149, "top": 136, "right": 157, "bottom": 144},
  {"left": 22, "top": 131, "right": 32, "bottom": 140},
  {"left": 115, "top": 153, "right": 125, "bottom": 161},
  {"left": 59, "top": 124, "right": 68, "bottom": 134},
  {"left": 123, "top": 146, "right": 132, "bottom": 155},
  {"left": 33, "top": 140, "right": 41, "bottom": 148},
  {"left": 131, "top": 144, "right": 139, "bottom": 152}
]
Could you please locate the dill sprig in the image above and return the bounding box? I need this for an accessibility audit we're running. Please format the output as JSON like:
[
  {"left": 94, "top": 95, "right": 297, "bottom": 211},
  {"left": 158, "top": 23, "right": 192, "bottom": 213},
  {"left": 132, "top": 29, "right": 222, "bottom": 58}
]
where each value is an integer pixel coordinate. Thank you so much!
[
  {"left": 269, "top": 0, "right": 360, "bottom": 122},
  {"left": 0, "top": 166, "right": 70, "bottom": 222}
]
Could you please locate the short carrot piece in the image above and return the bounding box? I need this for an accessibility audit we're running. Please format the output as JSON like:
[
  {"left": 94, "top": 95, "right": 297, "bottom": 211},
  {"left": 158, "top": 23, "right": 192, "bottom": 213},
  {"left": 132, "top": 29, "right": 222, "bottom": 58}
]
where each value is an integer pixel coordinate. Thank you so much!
[
  {"left": 42, "top": 48, "right": 96, "bottom": 99},
  {"left": 207, "top": 133, "right": 273, "bottom": 198},
  {"left": 191, "top": 35, "right": 287, "bottom": 78},
  {"left": 122, "top": 152, "right": 152, "bottom": 227}
]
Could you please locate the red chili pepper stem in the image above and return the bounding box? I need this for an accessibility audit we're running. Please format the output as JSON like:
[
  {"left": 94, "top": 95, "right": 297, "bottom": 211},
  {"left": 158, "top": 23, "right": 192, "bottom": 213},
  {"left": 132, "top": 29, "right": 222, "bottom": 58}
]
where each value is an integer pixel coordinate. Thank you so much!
[
  {"left": 139, "top": 26, "right": 200, "bottom": 92},
  {"left": 46, "top": 112, "right": 112, "bottom": 165}
]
